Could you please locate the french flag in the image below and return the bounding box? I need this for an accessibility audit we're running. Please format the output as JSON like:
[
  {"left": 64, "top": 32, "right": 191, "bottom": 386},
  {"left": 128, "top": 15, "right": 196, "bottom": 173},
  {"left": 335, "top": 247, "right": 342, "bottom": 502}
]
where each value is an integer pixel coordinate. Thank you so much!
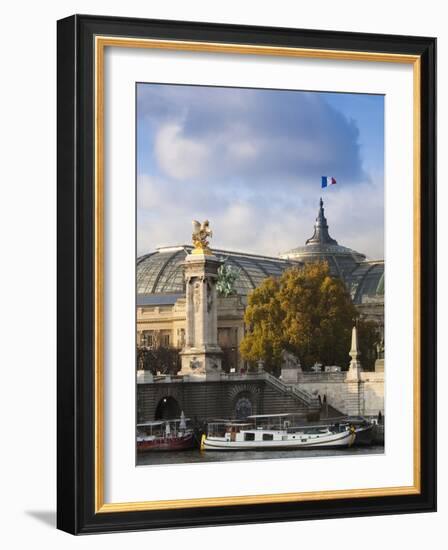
[{"left": 321, "top": 176, "right": 337, "bottom": 188}]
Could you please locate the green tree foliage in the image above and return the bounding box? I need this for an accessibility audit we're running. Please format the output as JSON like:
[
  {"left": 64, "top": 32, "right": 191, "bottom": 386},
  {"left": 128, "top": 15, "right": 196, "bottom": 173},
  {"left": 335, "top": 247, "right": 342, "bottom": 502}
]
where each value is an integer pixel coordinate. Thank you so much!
[
  {"left": 357, "top": 319, "right": 381, "bottom": 371},
  {"left": 239, "top": 276, "right": 285, "bottom": 370},
  {"left": 240, "top": 262, "right": 378, "bottom": 371}
]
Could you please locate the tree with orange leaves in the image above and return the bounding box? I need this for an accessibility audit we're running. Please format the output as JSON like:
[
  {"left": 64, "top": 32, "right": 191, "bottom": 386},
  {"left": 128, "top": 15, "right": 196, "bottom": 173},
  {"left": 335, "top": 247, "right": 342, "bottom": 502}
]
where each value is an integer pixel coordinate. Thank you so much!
[{"left": 240, "top": 262, "right": 376, "bottom": 372}]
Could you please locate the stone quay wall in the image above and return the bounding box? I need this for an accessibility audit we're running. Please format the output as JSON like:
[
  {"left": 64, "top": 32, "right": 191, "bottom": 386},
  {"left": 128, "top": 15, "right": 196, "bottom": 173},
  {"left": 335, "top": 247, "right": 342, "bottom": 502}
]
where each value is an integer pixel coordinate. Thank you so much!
[
  {"left": 137, "top": 375, "right": 317, "bottom": 423},
  {"left": 288, "top": 372, "right": 385, "bottom": 417}
]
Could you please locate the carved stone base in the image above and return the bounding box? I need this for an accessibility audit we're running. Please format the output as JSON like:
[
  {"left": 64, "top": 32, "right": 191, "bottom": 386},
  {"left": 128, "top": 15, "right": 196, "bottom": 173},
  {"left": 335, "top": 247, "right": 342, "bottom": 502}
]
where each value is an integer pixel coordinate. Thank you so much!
[
  {"left": 180, "top": 346, "right": 222, "bottom": 379},
  {"left": 346, "top": 360, "right": 362, "bottom": 381},
  {"left": 281, "top": 368, "right": 300, "bottom": 384}
]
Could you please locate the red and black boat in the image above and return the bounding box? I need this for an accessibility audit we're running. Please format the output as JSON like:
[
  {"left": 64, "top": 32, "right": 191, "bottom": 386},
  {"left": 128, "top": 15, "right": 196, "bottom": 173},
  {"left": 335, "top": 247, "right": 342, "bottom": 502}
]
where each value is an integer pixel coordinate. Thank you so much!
[{"left": 137, "top": 413, "right": 195, "bottom": 452}]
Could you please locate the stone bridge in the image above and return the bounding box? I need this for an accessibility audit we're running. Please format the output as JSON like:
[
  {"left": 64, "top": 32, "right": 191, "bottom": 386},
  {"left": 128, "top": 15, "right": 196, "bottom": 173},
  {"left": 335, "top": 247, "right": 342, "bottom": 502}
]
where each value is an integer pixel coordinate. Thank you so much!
[{"left": 137, "top": 372, "right": 321, "bottom": 423}]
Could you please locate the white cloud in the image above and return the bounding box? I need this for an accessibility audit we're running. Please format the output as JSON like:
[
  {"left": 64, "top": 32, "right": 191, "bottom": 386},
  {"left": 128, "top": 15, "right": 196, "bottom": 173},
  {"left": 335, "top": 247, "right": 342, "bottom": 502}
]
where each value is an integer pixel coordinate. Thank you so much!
[
  {"left": 136, "top": 85, "right": 384, "bottom": 259},
  {"left": 226, "top": 140, "right": 258, "bottom": 162},
  {"left": 154, "top": 124, "right": 209, "bottom": 180},
  {"left": 136, "top": 172, "right": 383, "bottom": 259},
  {"left": 139, "top": 85, "right": 369, "bottom": 184}
]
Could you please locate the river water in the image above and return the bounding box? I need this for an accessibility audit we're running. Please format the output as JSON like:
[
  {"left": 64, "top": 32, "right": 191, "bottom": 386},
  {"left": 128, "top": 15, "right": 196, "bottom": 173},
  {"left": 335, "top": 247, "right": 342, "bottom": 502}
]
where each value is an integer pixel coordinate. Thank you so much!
[{"left": 137, "top": 445, "right": 384, "bottom": 466}]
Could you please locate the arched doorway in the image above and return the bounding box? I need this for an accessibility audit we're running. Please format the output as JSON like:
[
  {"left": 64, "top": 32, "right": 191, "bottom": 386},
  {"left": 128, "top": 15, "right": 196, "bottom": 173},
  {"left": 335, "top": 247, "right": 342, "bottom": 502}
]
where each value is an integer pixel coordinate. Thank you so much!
[{"left": 154, "top": 396, "right": 181, "bottom": 420}]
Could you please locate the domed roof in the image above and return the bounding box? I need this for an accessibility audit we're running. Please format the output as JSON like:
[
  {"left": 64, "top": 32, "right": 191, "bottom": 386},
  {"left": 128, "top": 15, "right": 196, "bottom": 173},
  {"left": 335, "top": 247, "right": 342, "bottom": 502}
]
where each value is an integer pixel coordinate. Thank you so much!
[
  {"left": 137, "top": 245, "right": 299, "bottom": 298},
  {"left": 347, "top": 261, "right": 384, "bottom": 305},
  {"left": 137, "top": 201, "right": 384, "bottom": 308},
  {"left": 280, "top": 198, "right": 366, "bottom": 278}
]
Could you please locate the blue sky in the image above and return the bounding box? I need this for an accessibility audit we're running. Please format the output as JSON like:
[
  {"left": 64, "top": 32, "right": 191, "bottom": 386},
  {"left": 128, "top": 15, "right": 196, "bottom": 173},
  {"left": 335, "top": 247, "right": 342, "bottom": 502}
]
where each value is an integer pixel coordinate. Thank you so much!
[{"left": 136, "top": 84, "right": 384, "bottom": 259}]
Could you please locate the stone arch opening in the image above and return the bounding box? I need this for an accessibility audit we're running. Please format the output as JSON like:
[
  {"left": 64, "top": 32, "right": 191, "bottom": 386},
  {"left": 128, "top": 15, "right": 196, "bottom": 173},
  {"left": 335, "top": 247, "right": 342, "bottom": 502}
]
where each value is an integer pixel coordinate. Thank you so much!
[
  {"left": 155, "top": 396, "right": 181, "bottom": 420},
  {"left": 233, "top": 391, "right": 253, "bottom": 419}
]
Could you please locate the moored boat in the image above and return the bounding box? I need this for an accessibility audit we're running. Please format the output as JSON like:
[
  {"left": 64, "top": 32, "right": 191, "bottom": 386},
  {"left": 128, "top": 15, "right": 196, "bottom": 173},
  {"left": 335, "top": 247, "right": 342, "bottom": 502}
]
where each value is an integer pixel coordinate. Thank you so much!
[
  {"left": 137, "top": 412, "right": 195, "bottom": 452},
  {"left": 337, "top": 416, "right": 384, "bottom": 446},
  {"left": 201, "top": 414, "right": 356, "bottom": 451},
  {"left": 351, "top": 423, "right": 375, "bottom": 445}
]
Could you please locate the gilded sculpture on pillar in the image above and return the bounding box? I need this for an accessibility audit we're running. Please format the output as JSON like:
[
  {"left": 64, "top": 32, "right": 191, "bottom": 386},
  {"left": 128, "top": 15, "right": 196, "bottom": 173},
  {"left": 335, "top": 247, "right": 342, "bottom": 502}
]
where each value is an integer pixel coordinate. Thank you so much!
[{"left": 192, "top": 220, "right": 213, "bottom": 255}]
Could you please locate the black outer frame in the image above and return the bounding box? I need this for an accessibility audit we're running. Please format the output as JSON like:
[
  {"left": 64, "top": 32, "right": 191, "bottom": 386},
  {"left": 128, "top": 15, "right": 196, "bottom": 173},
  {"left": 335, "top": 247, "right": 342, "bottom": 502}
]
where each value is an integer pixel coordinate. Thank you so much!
[{"left": 57, "top": 14, "right": 436, "bottom": 535}]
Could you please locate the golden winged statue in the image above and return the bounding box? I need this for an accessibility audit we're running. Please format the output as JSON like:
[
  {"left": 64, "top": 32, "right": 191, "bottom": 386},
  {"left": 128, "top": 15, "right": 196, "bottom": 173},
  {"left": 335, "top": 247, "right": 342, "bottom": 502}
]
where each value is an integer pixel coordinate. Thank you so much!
[{"left": 192, "top": 220, "right": 213, "bottom": 255}]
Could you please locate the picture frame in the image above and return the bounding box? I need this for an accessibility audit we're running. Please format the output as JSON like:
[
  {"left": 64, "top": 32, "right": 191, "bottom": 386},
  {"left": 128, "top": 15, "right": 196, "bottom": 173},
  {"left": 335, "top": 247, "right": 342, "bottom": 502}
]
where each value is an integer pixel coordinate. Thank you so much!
[{"left": 57, "top": 14, "right": 436, "bottom": 534}]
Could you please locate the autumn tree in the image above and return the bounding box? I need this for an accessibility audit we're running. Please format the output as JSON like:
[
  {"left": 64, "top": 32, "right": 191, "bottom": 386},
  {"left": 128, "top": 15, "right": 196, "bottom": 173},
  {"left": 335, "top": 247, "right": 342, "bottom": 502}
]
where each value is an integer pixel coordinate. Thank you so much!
[
  {"left": 239, "top": 276, "right": 285, "bottom": 372},
  {"left": 240, "top": 262, "right": 377, "bottom": 371}
]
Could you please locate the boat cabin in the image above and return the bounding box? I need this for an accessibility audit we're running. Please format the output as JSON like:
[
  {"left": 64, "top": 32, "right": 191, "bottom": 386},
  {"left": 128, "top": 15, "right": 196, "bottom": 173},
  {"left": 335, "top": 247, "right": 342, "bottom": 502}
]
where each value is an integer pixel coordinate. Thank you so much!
[
  {"left": 206, "top": 416, "right": 336, "bottom": 444},
  {"left": 137, "top": 415, "right": 191, "bottom": 441}
]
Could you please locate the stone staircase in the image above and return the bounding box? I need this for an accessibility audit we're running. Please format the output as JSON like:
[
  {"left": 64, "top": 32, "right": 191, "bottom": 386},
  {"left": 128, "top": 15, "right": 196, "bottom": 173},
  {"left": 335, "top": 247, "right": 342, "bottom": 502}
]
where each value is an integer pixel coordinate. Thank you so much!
[{"left": 263, "top": 372, "right": 321, "bottom": 413}]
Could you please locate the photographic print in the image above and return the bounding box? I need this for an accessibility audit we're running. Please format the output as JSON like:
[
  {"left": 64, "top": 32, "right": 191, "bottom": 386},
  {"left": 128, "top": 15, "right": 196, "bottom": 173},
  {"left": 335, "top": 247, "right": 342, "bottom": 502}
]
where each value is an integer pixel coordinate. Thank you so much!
[
  {"left": 57, "top": 16, "right": 436, "bottom": 533},
  {"left": 135, "top": 83, "right": 385, "bottom": 466}
]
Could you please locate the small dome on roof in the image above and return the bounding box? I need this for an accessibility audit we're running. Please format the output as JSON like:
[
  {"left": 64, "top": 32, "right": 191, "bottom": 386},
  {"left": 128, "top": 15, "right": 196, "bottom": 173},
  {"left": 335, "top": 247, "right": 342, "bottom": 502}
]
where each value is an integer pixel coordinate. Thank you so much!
[{"left": 280, "top": 198, "right": 366, "bottom": 278}]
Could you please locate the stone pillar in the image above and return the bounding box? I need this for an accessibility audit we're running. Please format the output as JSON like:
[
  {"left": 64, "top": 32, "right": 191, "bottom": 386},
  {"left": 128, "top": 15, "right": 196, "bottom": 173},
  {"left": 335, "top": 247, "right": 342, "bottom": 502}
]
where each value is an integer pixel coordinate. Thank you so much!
[
  {"left": 180, "top": 252, "right": 223, "bottom": 378},
  {"left": 345, "top": 325, "right": 363, "bottom": 415},
  {"left": 346, "top": 325, "right": 362, "bottom": 381}
]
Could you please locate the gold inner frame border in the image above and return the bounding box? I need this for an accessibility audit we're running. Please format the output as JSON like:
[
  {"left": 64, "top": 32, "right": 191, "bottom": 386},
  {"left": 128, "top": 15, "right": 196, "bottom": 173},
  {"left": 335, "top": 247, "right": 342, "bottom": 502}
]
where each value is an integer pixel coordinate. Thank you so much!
[{"left": 94, "top": 35, "right": 421, "bottom": 513}]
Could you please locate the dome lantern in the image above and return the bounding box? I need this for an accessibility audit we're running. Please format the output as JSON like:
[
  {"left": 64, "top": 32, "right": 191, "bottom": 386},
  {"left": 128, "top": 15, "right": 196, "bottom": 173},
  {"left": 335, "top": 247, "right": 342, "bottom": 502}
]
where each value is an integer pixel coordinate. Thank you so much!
[{"left": 305, "top": 197, "right": 338, "bottom": 246}]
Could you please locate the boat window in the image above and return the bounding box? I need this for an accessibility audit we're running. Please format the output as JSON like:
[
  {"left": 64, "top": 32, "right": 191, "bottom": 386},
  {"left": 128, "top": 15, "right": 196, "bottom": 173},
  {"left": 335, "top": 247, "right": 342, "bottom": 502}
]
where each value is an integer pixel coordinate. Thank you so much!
[
  {"left": 262, "top": 434, "right": 274, "bottom": 441},
  {"left": 244, "top": 432, "right": 255, "bottom": 441}
]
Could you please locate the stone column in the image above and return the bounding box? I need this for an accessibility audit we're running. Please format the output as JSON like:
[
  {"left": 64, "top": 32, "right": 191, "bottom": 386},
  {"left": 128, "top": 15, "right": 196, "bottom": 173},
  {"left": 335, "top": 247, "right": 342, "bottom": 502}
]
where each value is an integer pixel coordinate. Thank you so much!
[
  {"left": 346, "top": 325, "right": 362, "bottom": 381},
  {"left": 345, "top": 325, "right": 363, "bottom": 415},
  {"left": 180, "top": 251, "right": 223, "bottom": 378}
]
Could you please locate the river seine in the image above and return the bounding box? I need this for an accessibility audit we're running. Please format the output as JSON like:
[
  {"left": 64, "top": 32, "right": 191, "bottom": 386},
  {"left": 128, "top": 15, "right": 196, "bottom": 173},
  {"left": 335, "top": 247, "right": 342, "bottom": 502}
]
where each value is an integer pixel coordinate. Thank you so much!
[{"left": 137, "top": 445, "right": 384, "bottom": 466}]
